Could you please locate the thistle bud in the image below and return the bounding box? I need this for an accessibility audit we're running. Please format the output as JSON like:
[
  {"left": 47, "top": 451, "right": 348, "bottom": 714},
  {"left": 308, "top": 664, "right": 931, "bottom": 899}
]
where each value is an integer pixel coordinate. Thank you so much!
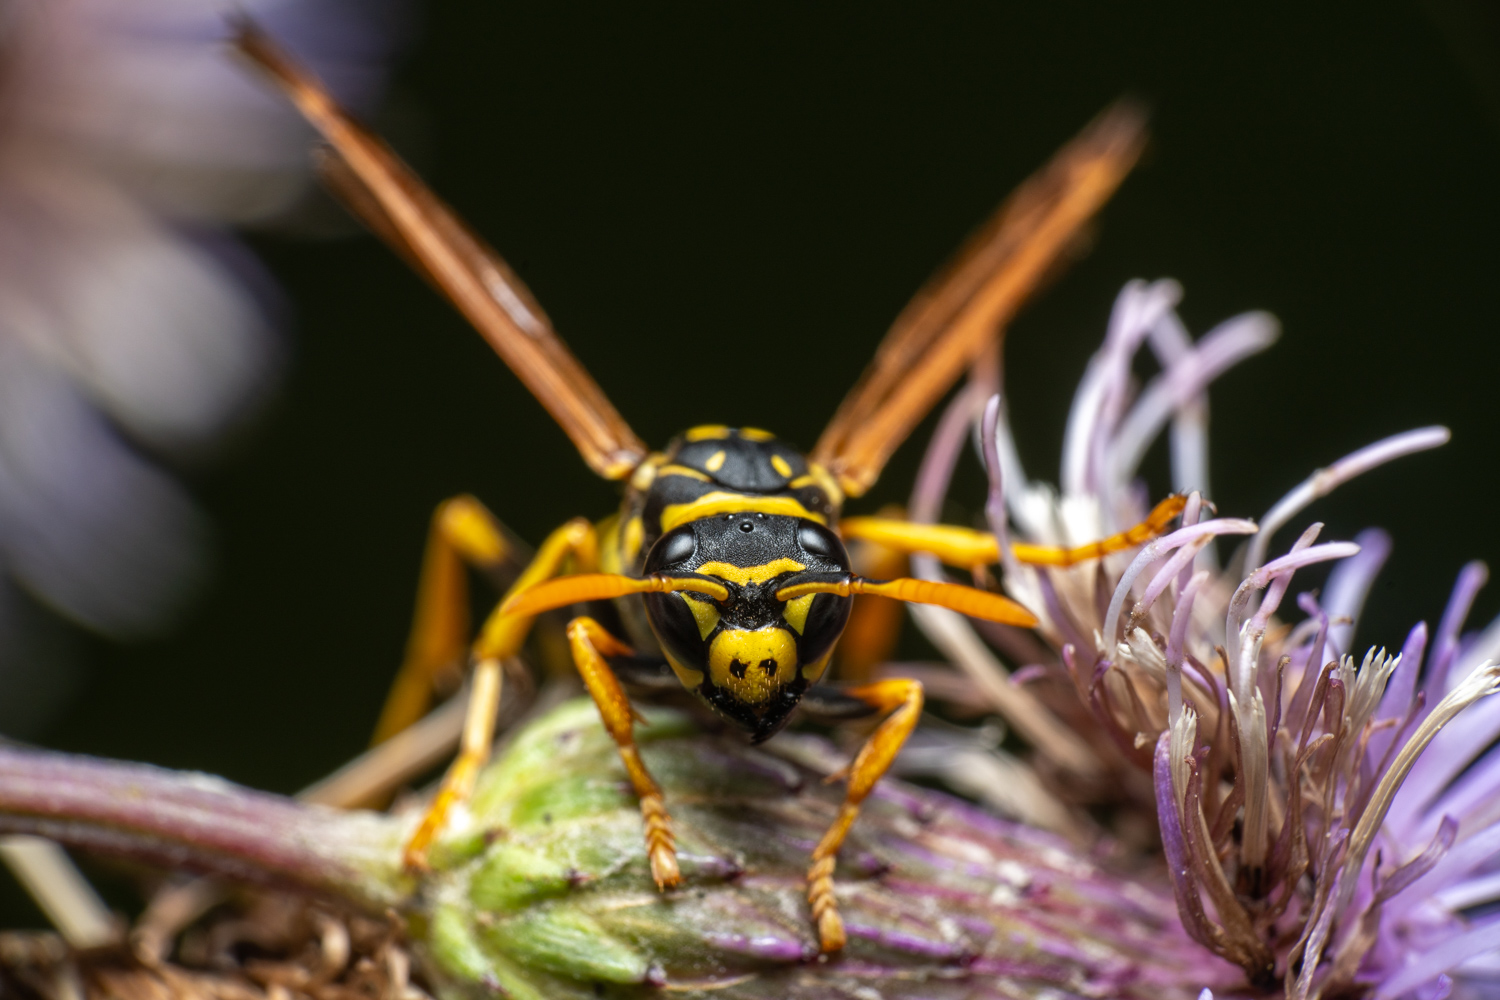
[{"left": 412, "top": 699, "right": 1235, "bottom": 998}]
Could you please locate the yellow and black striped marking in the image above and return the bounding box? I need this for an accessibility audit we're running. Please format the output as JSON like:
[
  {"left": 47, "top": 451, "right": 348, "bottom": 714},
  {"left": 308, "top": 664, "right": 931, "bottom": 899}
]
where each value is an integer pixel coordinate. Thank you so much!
[
  {"left": 641, "top": 510, "right": 853, "bottom": 741},
  {"left": 615, "top": 427, "right": 844, "bottom": 577}
]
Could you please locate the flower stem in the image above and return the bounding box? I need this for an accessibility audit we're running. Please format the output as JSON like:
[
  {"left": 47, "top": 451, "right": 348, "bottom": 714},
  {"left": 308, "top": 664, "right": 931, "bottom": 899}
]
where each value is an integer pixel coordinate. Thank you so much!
[{"left": 0, "top": 746, "right": 408, "bottom": 911}]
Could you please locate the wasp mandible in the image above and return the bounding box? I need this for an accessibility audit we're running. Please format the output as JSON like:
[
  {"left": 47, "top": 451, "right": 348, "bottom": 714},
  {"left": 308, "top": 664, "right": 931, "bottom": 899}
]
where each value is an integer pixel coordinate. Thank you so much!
[{"left": 237, "top": 26, "right": 1171, "bottom": 953}]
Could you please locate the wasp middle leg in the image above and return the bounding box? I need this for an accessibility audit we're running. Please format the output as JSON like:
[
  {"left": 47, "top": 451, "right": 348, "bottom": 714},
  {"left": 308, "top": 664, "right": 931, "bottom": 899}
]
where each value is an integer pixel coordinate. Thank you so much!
[{"left": 836, "top": 504, "right": 911, "bottom": 684}]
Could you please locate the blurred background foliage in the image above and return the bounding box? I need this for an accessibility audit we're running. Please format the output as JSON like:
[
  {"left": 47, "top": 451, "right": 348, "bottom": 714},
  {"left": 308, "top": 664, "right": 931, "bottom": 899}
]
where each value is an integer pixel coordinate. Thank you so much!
[{"left": 9, "top": 0, "right": 1500, "bottom": 917}]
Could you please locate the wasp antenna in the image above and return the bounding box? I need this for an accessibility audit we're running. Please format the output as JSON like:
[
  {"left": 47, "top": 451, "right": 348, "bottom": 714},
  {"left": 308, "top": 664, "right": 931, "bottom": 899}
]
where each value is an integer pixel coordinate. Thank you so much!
[
  {"left": 776, "top": 577, "right": 855, "bottom": 602},
  {"left": 853, "top": 578, "right": 1039, "bottom": 627},
  {"left": 501, "top": 574, "right": 728, "bottom": 620},
  {"left": 775, "top": 576, "right": 1038, "bottom": 628},
  {"left": 649, "top": 576, "right": 732, "bottom": 601}
]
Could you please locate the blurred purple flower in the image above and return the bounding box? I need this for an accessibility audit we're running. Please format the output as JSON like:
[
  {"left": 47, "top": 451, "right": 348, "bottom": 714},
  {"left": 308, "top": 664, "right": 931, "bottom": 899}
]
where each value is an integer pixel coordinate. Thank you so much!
[
  {"left": 0, "top": 0, "right": 401, "bottom": 729},
  {"left": 906, "top": 279, "right": 1500, "bottom": 998}
]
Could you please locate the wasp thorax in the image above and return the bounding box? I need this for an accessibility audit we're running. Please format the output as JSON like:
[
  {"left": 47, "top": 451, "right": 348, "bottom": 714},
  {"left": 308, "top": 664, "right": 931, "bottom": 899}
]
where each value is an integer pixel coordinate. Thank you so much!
[{"left": 641, "top": 512, "right": 853, "bottom": 741}]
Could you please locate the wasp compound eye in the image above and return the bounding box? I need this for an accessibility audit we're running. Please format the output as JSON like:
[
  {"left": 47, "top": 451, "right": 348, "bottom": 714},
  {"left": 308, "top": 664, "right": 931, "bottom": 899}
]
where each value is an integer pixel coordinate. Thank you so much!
[
  {"left": 798, "top": 521, "right": 834, "bottom": 557},
  {"left": 651, "top": 526, "right": 696, "bottom": 567}
]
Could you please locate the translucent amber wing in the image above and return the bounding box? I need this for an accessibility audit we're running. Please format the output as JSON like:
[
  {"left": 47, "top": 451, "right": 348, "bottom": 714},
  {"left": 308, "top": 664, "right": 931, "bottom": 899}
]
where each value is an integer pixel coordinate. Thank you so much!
[
  {"left": 813, "top": 103, "right": 1146, "bottom": 497},
  {"left": 236, "top": 25, "right": 647, "bottom": 480}
]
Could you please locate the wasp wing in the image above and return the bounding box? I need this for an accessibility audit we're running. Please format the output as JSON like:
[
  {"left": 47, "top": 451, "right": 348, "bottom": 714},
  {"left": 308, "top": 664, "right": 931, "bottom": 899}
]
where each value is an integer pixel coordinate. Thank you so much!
[
  {"left": 812, "top": 102, "right": 1146, "bottom": 498},
  {"left": 235, "top": 25, "right": 648, "bottom": 480}
]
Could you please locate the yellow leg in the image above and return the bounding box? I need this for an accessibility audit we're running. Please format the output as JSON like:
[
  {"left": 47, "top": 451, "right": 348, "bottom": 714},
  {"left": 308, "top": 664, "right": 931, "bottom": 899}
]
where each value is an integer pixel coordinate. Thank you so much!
[
  {"left": 838, "top": 511, "right": 910, "bottom": 682},
  {"left": 566, "top": 616, "right": 680, "bottom": 889},
  {"left": 472, "top": 518, "right": 598, "bottom": 662},
  {"left": 1012, "top": 494, "right": 1187, "bottom": 567},
  {"left": 837, "top": 495, "right": 1187, "bottom": 572},
  {"left": 807, "top": 678, "right": 924, "bottom": 953},
  {"left": 401, "top": 656, "right": 502, "bottom": 868},
  {"left": 401, "top": 517, "right": 598, "bottom": 868},
  {"left": 374, "top": 495, "right": 515, "bottom": 746}
]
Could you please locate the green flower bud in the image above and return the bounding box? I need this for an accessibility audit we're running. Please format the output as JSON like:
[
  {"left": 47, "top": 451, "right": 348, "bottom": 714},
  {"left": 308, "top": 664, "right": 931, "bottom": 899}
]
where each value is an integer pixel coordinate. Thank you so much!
[{"left": 411, "top": 699, "right": 1230, "bottom": 999}]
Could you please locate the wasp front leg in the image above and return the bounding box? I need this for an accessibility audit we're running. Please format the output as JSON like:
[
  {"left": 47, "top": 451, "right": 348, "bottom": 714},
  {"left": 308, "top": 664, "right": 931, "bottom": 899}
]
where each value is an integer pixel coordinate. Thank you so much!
[
  {"left": 838, "top": 494, "right": 1188, "bottom": 572},
  {"left": 402, "top": 517, "right": 598, "bottom": 869},
  {"left": 565, "top": 617, "right": 679, "bottom": 889},
  {"left": 806, "top": 678, "right": 924, "bottom": 953}
]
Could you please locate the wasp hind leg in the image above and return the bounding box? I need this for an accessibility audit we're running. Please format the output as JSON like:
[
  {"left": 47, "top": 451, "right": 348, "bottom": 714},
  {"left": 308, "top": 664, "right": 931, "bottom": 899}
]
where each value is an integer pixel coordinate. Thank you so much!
[
  {"left": 374, "top": 495, "right": 523, "bottom": 748},
  {"left": 402, "top": 517, "right": 599, "bottom": 869},
  {"left": 805, "top": 678, "right": 924, "bottom": 953},
  {"left": 566, "top": 616, "right": 679, "bottom": 889}
]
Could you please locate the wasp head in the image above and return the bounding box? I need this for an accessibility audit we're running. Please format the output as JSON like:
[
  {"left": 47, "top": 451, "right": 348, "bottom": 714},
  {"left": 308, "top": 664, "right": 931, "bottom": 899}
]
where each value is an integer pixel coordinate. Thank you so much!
[{"left": 641, "top": 512, "right": 851, "bottom": 742}]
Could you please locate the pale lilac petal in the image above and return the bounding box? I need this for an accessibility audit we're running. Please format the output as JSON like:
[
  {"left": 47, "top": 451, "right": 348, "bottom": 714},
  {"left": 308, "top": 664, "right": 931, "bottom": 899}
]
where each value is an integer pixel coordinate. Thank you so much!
[
  {"left": 1132, "top": 535, "right": 1214, "bottom": 626},
  {"left": 1378, "top": 816, "right": 1458, "bottom": 904},
  {"left": 1154, "top": 732, "right": 1213, "bottom": 949},
  {"left": 1375, "top": 913, "right": 1500, "bottom": 999},
  {"left": 1225, "top": 541, "right": 1362, "bottom": 687},
  {"left": 1403, "top": 821, "right": 1500, "bottom": 911},
  {"left": 0, "top": 176, "right": 282, "bottom": 451},
  {"left": 981, "top": 395, "right": 1015, "bottom": 577},
  {"left": 1450, "top": 613, "right": 1500, "bottom": 697},
  {"left": 1416, "top": 976, "right": 1454, "bottom": 1000},
  {"left": 0, "top": 0, "right": 399, "bottom": 644},
  {"left": 1401, "top": 687, "right": 1500, "bottom": 819},
  {"left": 1170, "top": 409, "right": 1211, "bottom": 504},
  {"left": 1062, "top": 279, "right": 1180, "bottom": 496},
  {"left": 1165, "top": 571, "right": 1211, "bottom": 726},
  {"left": 33, "top": 0, "right": 404, "bottom": 222},
  {"left": 1323, "top": 528, "right": 1393, "bottom": 658},
  {"left": 977, "top": 388, "right": 1036, "bottom": 532},
  {"left": 909, "top": 380, "right": 988, "bottom": 527},
  {"left": 1254, "top": 522, "right": 1324, "bottom": 627},
  {"left": 1244, "top": 427, "right": 1450, "bottom": 576},
  {"left": 1433, "top": 867, "right": 1500, "bottom": 911},
  {"left": 1428, "top": 562, "right": 1490, "bottom": 700},
  {"left": 1177, "top": 492, "right": 1205, "bottom": 594},
  {"left": 1101, "top": 517, "right": 1258, "bottom": 648},
  {"left": 1371, "top": 622, "right": 1428, "bottom": 767},
  {"left": 1421, "top": 739, "right": 1500, "bottom": 837},
  {"left": 1107, "top": 311, "right": 1278, "bottom": 493},
  {"left": 1142, "top": 309, "right": 1213, "bottom": 499}
]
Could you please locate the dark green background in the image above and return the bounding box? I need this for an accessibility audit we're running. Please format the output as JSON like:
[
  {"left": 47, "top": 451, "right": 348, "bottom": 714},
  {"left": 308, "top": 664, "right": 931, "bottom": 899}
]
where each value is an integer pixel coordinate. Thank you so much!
[{"left": 13, "top": 0, "right": 1500, "bottom": 906}]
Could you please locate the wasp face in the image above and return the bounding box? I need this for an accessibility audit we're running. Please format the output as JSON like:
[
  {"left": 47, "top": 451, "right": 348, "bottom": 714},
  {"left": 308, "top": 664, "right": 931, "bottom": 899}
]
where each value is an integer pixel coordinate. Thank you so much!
[{"left": 641, "top": 512, "right": 852, "bottom": 742}]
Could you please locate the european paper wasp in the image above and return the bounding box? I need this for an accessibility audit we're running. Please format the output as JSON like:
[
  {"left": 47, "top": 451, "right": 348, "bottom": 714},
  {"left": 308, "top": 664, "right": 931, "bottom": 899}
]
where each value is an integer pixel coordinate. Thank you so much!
[{"left": 238, "top": 26, "right": 1175, "bottom": 953}]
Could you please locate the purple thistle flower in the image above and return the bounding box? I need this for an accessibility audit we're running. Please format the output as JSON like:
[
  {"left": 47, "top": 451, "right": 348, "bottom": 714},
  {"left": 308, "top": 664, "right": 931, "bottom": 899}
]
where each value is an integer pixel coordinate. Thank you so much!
[{"left": 906, "top": 278, "right": 1500, "bottom": 998}]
